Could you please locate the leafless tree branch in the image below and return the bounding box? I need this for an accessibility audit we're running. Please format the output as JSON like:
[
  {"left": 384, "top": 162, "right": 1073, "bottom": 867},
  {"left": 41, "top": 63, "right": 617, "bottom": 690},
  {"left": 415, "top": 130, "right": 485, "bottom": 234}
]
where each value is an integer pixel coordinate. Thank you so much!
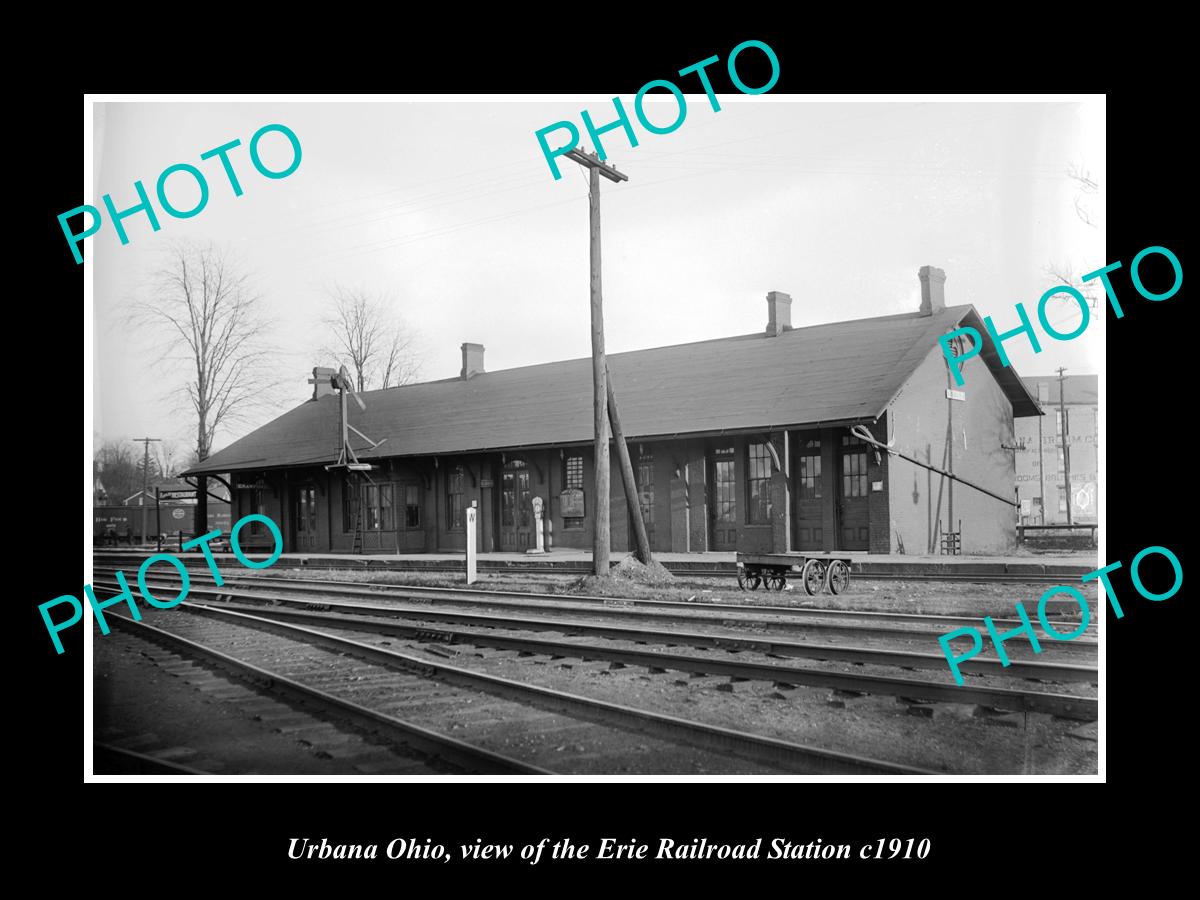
[
  {"left": 125, "top": 240, "right": 278, "bottom": 462},
  {"left": 317, "top": 286, "right": 424, "bottom": 391}
]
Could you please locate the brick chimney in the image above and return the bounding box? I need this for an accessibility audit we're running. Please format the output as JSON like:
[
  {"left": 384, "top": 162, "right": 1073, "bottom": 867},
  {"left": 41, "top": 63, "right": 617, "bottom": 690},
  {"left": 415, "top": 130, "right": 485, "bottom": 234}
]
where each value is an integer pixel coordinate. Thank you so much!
[
  {"left": 918, "top": 266, "right": 947, "bottom": 317},
  {"left": 765, "top": 291, "right": 792, "bottom": 336},
  {"left": 461, "top": 343, "right": 485, "bottom": 380},
  {"left": 310, "top": 366, "right": 336, "bottom": 400}
]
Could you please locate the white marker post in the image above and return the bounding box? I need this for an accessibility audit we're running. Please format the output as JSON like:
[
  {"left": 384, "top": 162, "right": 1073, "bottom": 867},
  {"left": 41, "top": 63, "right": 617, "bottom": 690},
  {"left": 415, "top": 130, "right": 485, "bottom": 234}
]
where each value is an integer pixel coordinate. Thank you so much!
[{"left": 465, "top": 502, "right": 478, "bottom": 585}]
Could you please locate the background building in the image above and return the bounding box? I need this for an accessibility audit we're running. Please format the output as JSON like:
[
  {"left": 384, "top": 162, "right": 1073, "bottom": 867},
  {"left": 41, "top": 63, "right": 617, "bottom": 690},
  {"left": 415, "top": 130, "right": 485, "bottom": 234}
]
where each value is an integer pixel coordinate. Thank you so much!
[{"left": 1014, "top": 374, "right": 1098, "bottom": 526}]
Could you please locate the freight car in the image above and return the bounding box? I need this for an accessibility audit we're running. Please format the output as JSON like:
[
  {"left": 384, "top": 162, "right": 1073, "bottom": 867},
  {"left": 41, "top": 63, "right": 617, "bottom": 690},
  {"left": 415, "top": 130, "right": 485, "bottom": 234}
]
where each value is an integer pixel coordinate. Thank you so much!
[{"left": 93, "top": 502, "right": 231, "bottom": 545}]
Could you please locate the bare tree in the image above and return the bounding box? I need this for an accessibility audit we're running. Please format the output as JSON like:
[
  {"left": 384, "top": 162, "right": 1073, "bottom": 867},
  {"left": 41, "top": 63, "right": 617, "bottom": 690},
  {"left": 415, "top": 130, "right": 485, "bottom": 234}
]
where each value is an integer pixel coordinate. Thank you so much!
[
  {"left": 154, "top": 438, "right": 181, "bottom": 479},
  {"left": 319, "top": 286, "right": 422, "bottom": 392},
  {"left": 1043, "top": 162, "right": 1103, "bottom": 316},
  {"left": 128, "top": 241, "right": 276, "bottom": 462},
  {"left": 94, "top": 439, "right": 140, "bottom": 504},
  {"left": 1066, "top": 161, "right": 1099, "bottom": 229}
]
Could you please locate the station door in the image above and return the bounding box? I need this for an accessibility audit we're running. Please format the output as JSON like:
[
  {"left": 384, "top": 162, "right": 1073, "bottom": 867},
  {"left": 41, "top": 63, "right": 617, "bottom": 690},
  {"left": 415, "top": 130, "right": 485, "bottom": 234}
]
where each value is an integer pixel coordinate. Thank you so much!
[
  {"left": 838, "top": 434, "right": 870, "bottom": 550},
  {"left": 291, "top": 485, "right": 319, "bottom": 552},
  {"left": 707, "top": 445, "right": 737, "bottom": 551},
  {"left": 793, "top": 435, "right": 824, "bottom": 551},
  {"left": 499, "top": 459, "right": 534, "bottom": 551}
]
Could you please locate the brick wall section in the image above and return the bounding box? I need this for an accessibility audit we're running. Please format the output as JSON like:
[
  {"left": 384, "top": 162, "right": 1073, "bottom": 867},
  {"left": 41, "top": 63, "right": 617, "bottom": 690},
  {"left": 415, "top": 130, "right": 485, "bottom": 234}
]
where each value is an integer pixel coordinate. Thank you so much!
[{"left": 887, "top": 346, "right": 1017, "bottom": 554}]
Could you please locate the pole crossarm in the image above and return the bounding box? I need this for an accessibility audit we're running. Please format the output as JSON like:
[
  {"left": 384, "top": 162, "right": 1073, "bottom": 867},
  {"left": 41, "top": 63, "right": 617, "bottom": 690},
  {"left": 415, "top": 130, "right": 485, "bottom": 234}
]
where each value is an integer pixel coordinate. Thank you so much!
[{"left": 565, "top": 148, "right": 628, "bottom": 183}]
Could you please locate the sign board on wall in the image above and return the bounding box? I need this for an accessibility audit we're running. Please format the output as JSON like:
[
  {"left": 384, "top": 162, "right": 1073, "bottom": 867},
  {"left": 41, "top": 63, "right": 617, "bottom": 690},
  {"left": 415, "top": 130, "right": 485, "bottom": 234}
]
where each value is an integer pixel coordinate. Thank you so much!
[
  {"left": 560, "top": 488, "right": 585, "bottom": 518},
  {"left": 158, "top": 489, "right": 197, "bottom": 500}
]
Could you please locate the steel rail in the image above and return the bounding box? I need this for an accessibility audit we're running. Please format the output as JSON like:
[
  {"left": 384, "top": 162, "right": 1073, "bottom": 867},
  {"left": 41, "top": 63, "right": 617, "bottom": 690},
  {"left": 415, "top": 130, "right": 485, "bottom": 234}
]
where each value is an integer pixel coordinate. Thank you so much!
[
  {"left": 167, "top": 601, "right": 937, "bottom": 775},
  {"left": 91, "top": 553, "right": 1089, "bottom": 584},
  {"left": 202, "top": 600, "right": 1097, "bottom": 718},
  {"left": 92, "top": 567, "right": 1097, "bottom": 647},
  {"left": 114, "top": 577, "right": 1096, "bottom": 684},
  {"left": 93, "top": 741, "right": 208, "bottom": 775},
  {"left": 106, "top": 611, "right": 548, "bottom": 775},
  {"left": 101, "top": 579, "right": 1097, "bottom": 721}
]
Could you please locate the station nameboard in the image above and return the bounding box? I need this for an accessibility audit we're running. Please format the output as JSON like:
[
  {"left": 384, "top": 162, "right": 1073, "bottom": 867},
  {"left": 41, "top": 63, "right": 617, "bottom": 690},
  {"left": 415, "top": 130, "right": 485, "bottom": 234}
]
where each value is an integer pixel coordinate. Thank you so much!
[
  {"left": 560, "top": 488, "right": 585, "bottom": 518},
  {"left": 158, "top": 489, "right": 198, "bottom": 500}
]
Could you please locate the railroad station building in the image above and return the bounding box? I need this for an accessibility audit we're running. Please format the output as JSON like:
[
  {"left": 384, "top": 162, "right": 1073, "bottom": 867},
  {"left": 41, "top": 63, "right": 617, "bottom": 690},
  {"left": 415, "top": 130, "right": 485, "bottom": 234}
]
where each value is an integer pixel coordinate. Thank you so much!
[{"left": 186, "top": 267, "right": 1041, "bottom": 557}]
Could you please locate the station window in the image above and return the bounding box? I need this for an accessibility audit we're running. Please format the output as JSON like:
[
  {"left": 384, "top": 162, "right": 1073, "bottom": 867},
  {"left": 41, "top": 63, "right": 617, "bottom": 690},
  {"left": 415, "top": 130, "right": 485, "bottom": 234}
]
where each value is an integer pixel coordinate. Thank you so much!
[
  {"left": 563, "top": 454, "right": 584, "bottom": 529},
  {"left": 447, "top": 466, "right": 466, "bottom": 531},
  {"left": 746, "top": 443, "right": 772, "bottom": 525},
  {"left": 797, "top": 439, "right": 821, "bottom": 500},
  {"left": 842, "top": 450, "right": 868, "bottom": 498},
  {"left": 712, "top": 446, "right": 736, "bottom": 524},
  {"left": 565, "top": 455, "right": 584, "bottom": 490},
  {"left": 343, "top": 481, "right": 398, "bottom": 532},
  {"left": 404, "top": 484, "right": 420, "bottom": 528}
]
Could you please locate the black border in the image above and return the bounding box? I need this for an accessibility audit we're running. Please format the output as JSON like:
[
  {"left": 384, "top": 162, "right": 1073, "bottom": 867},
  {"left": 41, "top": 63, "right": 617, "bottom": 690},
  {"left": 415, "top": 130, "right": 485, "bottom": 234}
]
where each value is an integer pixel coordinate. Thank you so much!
[{"left": 28, "top": 29, "right": 1181, "bottom": 886}]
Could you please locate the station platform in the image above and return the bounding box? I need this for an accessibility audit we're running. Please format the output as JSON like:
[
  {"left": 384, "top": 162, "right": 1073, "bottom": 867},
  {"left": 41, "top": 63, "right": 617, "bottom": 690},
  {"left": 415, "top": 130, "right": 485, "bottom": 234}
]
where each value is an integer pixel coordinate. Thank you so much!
[{"left": 98, "top": 547, "right": 1098, "bottom": 580}]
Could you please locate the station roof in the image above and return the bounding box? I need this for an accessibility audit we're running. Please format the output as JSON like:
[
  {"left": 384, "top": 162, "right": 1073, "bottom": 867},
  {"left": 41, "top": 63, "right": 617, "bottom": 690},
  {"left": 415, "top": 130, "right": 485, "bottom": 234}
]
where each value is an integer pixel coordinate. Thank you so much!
[{"left": 186, "top": 304, "right": 1041, "bottom": 475}]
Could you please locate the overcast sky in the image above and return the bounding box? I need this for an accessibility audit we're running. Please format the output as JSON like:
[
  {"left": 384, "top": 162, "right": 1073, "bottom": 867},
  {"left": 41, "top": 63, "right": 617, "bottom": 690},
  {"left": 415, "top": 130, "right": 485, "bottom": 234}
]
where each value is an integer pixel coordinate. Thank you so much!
[{"left": 90, "top": 98, "right": 1104, "bottom": 458}]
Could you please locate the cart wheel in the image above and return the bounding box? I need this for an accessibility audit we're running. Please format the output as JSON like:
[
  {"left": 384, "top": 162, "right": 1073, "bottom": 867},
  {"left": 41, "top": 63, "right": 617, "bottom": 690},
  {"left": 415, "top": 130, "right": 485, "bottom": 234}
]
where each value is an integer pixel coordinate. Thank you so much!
[
  {"left": 737, "top": 566, "right": 762, "bottom": 591},
  {"left": 802, "top": 559, "right": 826, "bottom": 595},
  {"left": 826, "top": 560, "right": 850, "bottom": 595},
  {"left": 764, "top": 572, "right": 786, "bottom": 591}
]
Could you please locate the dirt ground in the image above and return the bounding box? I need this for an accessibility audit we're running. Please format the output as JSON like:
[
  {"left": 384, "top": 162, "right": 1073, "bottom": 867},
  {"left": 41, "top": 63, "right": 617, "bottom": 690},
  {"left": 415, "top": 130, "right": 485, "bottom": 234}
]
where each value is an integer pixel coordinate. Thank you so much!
[{"left": 325, "top": 624, "right": 1098, "bottom": 775}]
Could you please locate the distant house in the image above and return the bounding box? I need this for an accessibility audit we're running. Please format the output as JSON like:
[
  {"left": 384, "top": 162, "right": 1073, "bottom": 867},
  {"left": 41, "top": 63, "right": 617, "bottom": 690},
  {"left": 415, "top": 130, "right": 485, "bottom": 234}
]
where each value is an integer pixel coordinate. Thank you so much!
[{"left": 186, "top": 267, "right": 1040, "bottom": 556}]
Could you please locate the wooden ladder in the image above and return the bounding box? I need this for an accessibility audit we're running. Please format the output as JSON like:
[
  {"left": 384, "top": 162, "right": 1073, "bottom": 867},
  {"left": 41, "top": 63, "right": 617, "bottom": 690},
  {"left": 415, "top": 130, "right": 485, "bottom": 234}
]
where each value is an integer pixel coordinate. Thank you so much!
[{"left": 351, "top": 476, "right": 365, "bottom": 554}]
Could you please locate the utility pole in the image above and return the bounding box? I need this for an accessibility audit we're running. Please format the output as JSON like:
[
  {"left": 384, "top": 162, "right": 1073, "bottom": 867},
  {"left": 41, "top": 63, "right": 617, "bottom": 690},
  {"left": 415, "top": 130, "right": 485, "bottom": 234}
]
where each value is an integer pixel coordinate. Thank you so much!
[
  {"left": 1056, "top": 367, "right": 1072, "bottom": 525},
  {"left": 606, "top": 361, "right": 653, "bottom": 565},
  {"left": 564, "top": 148, "right": 627, "bottom": 577},
  {"left": 1036, "top": 396, "right": 1045, "bottom": 525},
  {"left": 132, "top": 437, "right": 161, "bottom": 546}
]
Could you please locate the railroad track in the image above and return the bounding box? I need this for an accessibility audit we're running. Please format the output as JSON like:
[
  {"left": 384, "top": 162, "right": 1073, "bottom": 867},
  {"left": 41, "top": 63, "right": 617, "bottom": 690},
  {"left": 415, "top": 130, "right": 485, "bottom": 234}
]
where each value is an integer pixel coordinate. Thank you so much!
[
  {"left": 92, "top": 567, "right": 1097, "bottom": 648},
  {"left": 102, "top": 614, "right": 541, "bottom": 775},
  {"left": 92, "top": 553, "right": 1090, "bottom": 584},
  {"left": 102, "top": 601, "right": 929, "bottom": 775},
  {"left": 93, "top": 741, "right": 208, "bottom": 775},
  {"left": 96, "top": 577, "right": 1099, "bottom": 720}
]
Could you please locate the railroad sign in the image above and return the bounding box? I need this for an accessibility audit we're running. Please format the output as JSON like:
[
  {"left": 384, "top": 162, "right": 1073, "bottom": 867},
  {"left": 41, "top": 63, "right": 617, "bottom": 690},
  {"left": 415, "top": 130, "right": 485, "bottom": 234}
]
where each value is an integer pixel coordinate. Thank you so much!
[
  {"left": 158, "top": 488, "right": 197, "bottom": 500},
  {"left": 171, "top": 508, "right": 186, "bottom": 520},
  {"left": 560, "top": 488, "right": 585, "bottom": 517}
]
